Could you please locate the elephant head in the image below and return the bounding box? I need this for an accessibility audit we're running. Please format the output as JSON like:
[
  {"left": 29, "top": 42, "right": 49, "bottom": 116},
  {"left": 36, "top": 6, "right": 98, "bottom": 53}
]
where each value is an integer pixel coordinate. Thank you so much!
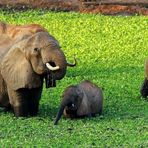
[
  {"left": 54, "top": 85, "right": 83, "bottom": 125},
  {"left": 1, "top": 32, "right": 76, "bottom": 90}
]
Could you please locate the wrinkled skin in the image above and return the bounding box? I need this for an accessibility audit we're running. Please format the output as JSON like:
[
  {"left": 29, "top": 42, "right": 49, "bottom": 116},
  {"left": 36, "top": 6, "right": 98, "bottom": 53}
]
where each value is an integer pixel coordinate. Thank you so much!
[
  {"left": 54, "top": 80, "right": 103, "bottom": 125},
  {"left": 0, "top": 22, "right": 76, "bottom": 117},
  {"left": 140, "top": 59, "right": 148, "bottom": 98}
]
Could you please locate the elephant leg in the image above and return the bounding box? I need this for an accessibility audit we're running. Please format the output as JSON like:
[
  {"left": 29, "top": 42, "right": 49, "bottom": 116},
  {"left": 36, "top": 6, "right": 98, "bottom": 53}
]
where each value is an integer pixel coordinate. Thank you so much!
[
  {"left": 7, "top": 88, "right": 29, "bottom": 117},
  {"left": 86, "top": 113, "right": 92, "bottom": 118},
  {"left": 3, "top": 103, "right": 12, "bottom": 112},
  {"left": 13, "top": 105, "right": 28, "bottom": 117},
  {"left": 28, "top": 100, "right": 39, "bottom": 116},
  {"left": 28, "top": 87, "right": 42, "bottom": 116},
  {"left": 140, "top": 78, "right": 148, "bottom": 98}
]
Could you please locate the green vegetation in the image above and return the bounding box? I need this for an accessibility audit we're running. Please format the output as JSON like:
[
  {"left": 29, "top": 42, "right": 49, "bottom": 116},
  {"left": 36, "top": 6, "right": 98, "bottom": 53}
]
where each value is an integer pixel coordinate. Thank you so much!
[{"left": 0, "top": 10, "right": 148, "bottom": 147}]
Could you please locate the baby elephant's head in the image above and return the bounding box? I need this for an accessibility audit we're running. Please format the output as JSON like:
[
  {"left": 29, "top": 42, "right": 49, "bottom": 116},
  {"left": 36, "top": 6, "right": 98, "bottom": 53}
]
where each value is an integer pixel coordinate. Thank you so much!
[
  {"left": 54, "top": 85, "right": 83, "bottom": 125},
  {"left": 64, "top": 102, "right": 77, "bottom": 118}
]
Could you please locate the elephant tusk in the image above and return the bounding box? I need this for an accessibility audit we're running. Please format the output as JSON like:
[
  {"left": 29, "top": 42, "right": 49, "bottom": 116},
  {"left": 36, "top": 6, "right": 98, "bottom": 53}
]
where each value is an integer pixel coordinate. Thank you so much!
[
  {"left": 67, "top": 56, "right": 77, "bottom": 67},
  {"left": 46, "top": 63, "right": 59, "bottom": 71}
]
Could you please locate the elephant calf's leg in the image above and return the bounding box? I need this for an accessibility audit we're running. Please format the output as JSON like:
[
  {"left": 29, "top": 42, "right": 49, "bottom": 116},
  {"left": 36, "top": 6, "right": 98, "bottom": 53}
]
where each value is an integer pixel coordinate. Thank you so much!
[{"left": 140, "top": 78, "right": 148, "bottom": 98}]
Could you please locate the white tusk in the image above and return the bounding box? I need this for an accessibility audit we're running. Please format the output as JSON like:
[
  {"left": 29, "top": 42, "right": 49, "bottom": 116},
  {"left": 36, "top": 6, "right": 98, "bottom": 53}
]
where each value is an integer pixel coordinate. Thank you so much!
[
  {"left": 72, "top": 104, "right": 75, "bottom": 107},
  {"left": 46, "top": 63, "right": 60, "bottom": 71}
]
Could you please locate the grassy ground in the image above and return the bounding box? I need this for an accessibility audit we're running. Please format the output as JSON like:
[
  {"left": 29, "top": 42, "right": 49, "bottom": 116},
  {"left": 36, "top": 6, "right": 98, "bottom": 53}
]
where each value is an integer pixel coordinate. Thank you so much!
[{"left": 0, "top": 10, "right": 148, "bottom": 147}]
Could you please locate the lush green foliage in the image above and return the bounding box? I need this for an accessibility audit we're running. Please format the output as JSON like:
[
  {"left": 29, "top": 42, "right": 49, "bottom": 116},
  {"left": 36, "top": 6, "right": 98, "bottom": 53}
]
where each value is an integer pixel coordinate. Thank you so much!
[{"left": 0, "top": 10, "right": 148, "bottom": 147}]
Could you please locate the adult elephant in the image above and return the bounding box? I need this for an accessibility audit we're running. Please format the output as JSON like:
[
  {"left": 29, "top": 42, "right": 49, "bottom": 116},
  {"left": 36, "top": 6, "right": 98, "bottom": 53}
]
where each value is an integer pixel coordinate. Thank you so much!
[{"left": 0, "top": 22, "right": 76, "bottom": 117}]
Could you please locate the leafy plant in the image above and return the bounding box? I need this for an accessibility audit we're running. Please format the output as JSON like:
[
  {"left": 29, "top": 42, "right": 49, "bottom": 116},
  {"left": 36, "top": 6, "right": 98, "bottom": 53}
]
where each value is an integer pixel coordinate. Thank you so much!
[{"left": 0, "top": 10, "right": 148, "bottom": 147}]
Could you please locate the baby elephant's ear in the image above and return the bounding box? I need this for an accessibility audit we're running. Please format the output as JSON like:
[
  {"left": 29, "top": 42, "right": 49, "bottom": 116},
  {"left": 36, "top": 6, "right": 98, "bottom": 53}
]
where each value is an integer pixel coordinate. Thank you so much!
[{"left": 1, "top": 41, "right": 42, "bottom": 90}]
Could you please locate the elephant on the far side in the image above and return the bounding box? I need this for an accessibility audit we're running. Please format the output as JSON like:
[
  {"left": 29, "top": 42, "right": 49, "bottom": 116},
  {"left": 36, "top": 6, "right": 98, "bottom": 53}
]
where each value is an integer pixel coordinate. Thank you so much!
[
  {"left": 54, "top": 80, "right": 103, "bottom": 125},
  {"left": 0, "top": 22, "right": 76, "bottom": 117},
  {"left": 140, "top": 59, "right": 148, "bottom": 98}
]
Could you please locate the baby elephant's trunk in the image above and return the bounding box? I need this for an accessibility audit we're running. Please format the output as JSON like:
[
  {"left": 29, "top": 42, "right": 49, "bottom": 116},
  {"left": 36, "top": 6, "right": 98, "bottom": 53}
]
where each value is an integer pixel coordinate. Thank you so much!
[
  {"left": 54, "top": 105, "right": 65, "bottom": 125},
  {"left": 54, "top": 99, "right": 72, "bottom": 125}
]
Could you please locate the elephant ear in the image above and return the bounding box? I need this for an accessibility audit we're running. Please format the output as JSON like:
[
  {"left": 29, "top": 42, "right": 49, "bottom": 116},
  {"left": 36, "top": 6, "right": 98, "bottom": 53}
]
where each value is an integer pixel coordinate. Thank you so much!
[
  {"left": 1, "top": 42, "right": 42, "bottom": 90},
  {"left": 76, "top": 87, "right": 90, "bottom": 116}
]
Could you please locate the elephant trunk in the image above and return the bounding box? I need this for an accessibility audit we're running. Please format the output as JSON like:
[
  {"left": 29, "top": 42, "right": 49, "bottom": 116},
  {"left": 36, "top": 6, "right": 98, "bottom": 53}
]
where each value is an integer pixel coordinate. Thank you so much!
[
  {"left": 43, "top": 48, "right": 76, "bottom": 88},
  {"left": 45, "top": 54, "right": 76, "bottom": 80},
  {"left": 54, "top": 105, "right": 65, "bottom": 125},
  {"left": 67, "top": 56, "right": 77, "bottom": 67},
  {"left": 54, "top": 99, "right": 71, "bottom": 125},
  {"left": 50, "top": 49, "right": 67, "bottom": 80}
]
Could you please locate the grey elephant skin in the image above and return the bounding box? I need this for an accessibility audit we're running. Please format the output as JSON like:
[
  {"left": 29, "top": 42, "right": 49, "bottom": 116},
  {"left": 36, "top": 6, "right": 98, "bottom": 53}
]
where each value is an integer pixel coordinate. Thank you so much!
[
  {"left": 0, "top": 22, "right": 76, "bottom": 117},
  {"left": 54, "top": 80, "right": 103, "bottom": 125}
]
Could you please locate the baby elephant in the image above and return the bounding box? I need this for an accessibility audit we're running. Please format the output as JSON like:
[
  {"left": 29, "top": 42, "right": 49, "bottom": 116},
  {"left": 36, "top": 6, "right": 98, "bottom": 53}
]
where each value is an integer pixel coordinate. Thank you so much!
[{"left": 54, "top": 80, "right": 103, "bottom": 125}]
